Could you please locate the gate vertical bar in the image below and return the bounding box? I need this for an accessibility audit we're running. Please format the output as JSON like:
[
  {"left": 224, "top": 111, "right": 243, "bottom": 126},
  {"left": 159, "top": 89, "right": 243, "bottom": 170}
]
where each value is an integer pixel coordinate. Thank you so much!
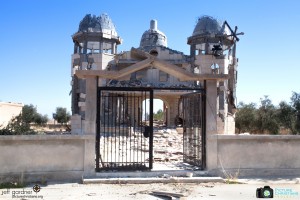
[
  {"left": 149, "top": 89, "right": 153, "bottom": 169},
  {"left": 126, "top": 92, "right": 129, "bottom": 166},
  {"left": 129, "top": 92, "right": 132, "bottom": 167},
  {"left": 113, "top": 94, "right": 116, "bottom": 165},
  {"left": 182, "top": 97, "right": 186, "bottom": 163},
  {"left": 202, "top": 81, "right": 207, "bottom": 169},
  {"left": 111, "top": 94, "right": 113, "bottom": 165},
  {"left": 107, "top": 94, "right": 110, "bottom": 165},
  {"left": 96, "top": 87, "right": 100, "bottom": 171},
  {"left": 118, "top": 95, "right": 122, "bottom": 166},
  {"left": 137, "top": 94, "right": 140, "bottom": 166},
  {"left": 103, "top": 92, "right": 106, "bottom": 168},
  {"left": 143, "top": 92, "right": 146, "bottom": 167},
  {"left": 133, "top": 93, "right": 136, "bottom": 166}
]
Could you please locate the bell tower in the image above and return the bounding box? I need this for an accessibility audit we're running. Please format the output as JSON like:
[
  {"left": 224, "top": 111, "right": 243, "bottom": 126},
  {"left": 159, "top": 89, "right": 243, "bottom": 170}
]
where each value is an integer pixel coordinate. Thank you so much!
[
  {"left": 188, "top": 16, "right": 243, "bottom": 134},
  {"left": 70, "top": 13, "right": 122, "bottom": 134},
  {"left": 71, "top": 13, "right": 122, "bottom": 117}
]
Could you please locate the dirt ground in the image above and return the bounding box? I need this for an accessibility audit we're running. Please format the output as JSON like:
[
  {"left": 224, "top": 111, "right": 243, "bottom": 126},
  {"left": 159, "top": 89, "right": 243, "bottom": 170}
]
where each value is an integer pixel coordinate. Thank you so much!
[{"left": 1, "top": 179, "right": 299, "bottom": 200}]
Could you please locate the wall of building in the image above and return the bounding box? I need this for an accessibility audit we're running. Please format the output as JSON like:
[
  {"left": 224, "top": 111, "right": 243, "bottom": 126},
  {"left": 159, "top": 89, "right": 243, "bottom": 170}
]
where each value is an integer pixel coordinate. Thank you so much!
[
  {"left": 207, "top": 134, "right": 300, "bottom": 177},
  {"left": 0, "top": 102, "right": 23, "bottom": 127},
  {"left": 0, "top": 135, "right": 94, "bottom": 183}
]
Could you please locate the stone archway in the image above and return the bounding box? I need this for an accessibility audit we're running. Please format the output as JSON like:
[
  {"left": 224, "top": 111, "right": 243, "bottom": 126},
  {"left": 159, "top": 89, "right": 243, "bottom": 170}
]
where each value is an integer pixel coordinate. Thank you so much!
[
  {"left": 142, "top": 98, "right": 164, "bottom": 126},
  {"left": 155, "top": 95, "right": 179, "bottom": 127}
]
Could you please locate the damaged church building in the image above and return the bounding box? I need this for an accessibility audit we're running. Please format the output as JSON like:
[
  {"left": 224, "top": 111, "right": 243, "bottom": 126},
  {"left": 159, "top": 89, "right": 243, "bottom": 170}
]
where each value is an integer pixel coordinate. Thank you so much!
[
  {"left": 2, "top": 13, "right": 300, "bottom": 183},
  {"left": 70, "top": 13, "right": 243, "bottom": 172}
]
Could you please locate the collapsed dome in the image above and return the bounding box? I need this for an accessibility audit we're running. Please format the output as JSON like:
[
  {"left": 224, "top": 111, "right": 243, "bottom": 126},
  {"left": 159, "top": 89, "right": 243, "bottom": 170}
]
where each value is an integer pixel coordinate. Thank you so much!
[
  {"left": 78, "top": 13, "right": 118, "bottom": 36},
  {"left": 140, "top": 20, "right": 167, "bottom": 48},
  {"left": 192, "top": 16, "right": 230, "bottom": 36}
]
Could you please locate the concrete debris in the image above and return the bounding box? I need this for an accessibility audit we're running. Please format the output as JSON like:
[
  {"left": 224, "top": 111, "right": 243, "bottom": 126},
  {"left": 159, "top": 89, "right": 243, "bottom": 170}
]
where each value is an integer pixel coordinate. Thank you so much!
[
  {"left": 98, "top": 128, "right": 193, "bottom": 170},
  {"left": 86, "top": 193, "right": 97, "bottom": 196},
  {"left": 160, "top": 174, "right": 172, "bottom": 178},
  {"left": 131, "top": 189, "right": 187, "bottom": 200},
  {"left": 150, "top": 191, "right": 187, "bottom": 200},
  {"left": 153, "top": 128, "right": 184, "bottom": 166}
]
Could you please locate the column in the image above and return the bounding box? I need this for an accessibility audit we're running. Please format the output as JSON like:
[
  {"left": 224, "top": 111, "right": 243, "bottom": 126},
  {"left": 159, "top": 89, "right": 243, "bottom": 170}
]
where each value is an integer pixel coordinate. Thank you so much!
[
  {"left": 112, "top": 42, "right": 116, "bottom": 54},
  {"left": 205, "top": 80, "right": 218, "bottom": 171},
  {"left": 73, "top": 43, "right": 78, "bottom": 54},
  {"left": 83, "top": 41, "right": 88, "bottom": 54},
  {"left": 99, "top": 38, "right": 103, "bottom": 53},
  {"left": 84, "top": 77, "right": 97, "bottom": 135},
  {"left": 190, "top": 44, "right": 196, "bottom": 60},
  {"left": 83, "top": 76, "right": 97, "bottom": 176}
]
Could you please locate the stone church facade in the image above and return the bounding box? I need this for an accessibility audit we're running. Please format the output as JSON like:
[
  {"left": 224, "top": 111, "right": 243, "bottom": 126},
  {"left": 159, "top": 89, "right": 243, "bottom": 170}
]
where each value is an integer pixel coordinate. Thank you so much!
[{"left": 70, "top": 13, "right": 242, "bottom": 135}]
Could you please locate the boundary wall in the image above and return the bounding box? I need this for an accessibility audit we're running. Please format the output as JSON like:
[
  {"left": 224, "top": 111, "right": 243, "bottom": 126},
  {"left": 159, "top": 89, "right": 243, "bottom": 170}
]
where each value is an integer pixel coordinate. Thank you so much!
[
  {"left": 207, "top": 135, "right": 300, "bottom": 177},
  {"left": 1, "top": 134, "right": 300, "bottom": 182}
]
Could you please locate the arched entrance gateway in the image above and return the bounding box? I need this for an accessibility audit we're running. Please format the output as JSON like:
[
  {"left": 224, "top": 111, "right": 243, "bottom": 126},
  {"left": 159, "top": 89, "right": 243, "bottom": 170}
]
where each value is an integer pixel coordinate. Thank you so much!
[{"left": 71, "top": 14, "right": 242, "bottom": 172}]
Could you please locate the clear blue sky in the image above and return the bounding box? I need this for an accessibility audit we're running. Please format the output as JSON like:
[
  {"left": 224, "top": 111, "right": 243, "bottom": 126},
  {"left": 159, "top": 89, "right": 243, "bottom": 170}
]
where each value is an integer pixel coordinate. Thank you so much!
[{"left": 0, "top": 0, "right": 299, "bottom": 117}]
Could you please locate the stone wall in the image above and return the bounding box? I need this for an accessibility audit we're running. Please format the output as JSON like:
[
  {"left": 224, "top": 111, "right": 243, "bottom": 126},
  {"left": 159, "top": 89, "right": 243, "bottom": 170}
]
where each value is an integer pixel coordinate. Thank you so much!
[
  {"left": 0, "top": 135, "right": 94, "bottom": 183},
  {"left": 2, "top": 133, "right": 300, "bottom": 182},
  {"left": 207, "top": 134, "right": 300, "bottom": 177}
]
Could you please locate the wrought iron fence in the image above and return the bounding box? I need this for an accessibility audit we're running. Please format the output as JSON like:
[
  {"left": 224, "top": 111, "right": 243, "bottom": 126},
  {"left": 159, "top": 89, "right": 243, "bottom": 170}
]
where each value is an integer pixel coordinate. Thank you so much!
[
  {"left": 96, "top": 87, "right": 153, "bottom": 171},
  {"left": 182, "top": 92, "right": 206, "bottom": 169}
]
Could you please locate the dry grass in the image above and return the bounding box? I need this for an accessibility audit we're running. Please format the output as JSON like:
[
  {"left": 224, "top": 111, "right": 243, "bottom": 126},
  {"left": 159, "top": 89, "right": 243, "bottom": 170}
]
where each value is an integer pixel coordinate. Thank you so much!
[{"left": 218, "top": 157, "right": 241, "bottom": 184}]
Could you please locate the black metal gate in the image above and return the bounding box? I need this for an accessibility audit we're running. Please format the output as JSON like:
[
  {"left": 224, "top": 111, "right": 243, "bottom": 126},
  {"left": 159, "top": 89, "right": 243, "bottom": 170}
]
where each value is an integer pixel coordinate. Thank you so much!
[
  {"left": 182, "top": 92, "right": 206, "bottom": 169},
  {"left": 96, "top": 87, "right": 153, "bottom": 171}
]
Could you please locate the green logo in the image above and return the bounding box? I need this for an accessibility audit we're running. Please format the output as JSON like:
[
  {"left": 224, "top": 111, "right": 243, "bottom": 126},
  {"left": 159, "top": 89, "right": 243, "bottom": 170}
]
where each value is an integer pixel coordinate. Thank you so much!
[{"left": 264, "top": 190, "right": 271, "bottom": 197}]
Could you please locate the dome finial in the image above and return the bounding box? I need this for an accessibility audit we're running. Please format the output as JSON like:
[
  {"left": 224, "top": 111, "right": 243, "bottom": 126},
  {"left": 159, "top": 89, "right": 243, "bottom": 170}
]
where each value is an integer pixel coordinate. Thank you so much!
[
  {"left": 140, "top": 19, "right": 167, "bottom": 48},
  {"left": 150, "top": 19, "right": 157, "bottom": 30}
]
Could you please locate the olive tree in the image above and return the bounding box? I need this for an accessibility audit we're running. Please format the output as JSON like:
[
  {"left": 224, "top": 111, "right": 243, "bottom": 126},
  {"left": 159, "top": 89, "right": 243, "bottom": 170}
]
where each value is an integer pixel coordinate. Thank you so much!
[
  {"left": 277, "top": 101, "right": 296, "bottom": 134},
  {"left": 235, "top": 102, "right": 256, "bottom": 133},
  {"left": 0, "top": 104, "right": 48, "bottom": 135},
  {"left": 255, "top": 96, "right": 279, "bottom": 134},
  {"left": 21, "top": 104, "right": 48, "bottom": 126},
  {"left": 291, "top": 92, "right": 300, "bottom": 134},
  {"left": 53, "top": 107, "right": 71, "bottom": 125}
]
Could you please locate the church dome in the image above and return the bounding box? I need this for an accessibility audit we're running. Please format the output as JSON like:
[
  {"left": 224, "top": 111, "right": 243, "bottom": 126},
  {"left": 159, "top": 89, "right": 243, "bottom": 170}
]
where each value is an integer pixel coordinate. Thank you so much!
[
  {"left": 192, "top": 16, "right": 229, "bottom": 36},
  {"left": 78, "top": 13, "right": 118, "bottom": 36},
  {"left": 140, "top": 20, "right": 167, "bottom": 48}
]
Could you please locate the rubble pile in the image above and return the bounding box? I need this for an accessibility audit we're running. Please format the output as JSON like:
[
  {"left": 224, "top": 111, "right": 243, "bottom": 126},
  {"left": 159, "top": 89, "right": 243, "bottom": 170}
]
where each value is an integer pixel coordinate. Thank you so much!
[
  {"left": 98, "top": 127, "right": 191, "bottom": 170},
  {"left": 153, "top": 128, "right": 183, "bottom": 164}
]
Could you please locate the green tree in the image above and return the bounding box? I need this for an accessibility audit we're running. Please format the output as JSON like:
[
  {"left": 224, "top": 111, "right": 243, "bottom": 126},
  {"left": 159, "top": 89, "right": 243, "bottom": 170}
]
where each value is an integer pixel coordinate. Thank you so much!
[
  {"left": 53, "top": 107, "right": 71, "bottom": 125},
  {"left": 21, "top": 104, "right": 48, "bottom": 126},
  {"left": 153, "top": 109, "right": 164, "bottom": 121},
  {"left": 277, "top": 101, "right": 296, "bottom": 134},
  {"left": 21, "top": 104, "right": 37, "bottom": 124},
  {"left": 235, "top": 102, "right": 256, "bottom": 133},
  {"left": 291, "top": 91, "right": 300, "bottom": 134},
  {"left": 1, "top": 115, "right": 32, "bottom": 135},
  {"left": 34, "top": 113, "right": 49, "bottom": 126},
  {"left": 0, "top": 104, "right": 48, "bottom": 135},
  {"left": 255, "top": 96, "right": 279, "bottom": 134}
]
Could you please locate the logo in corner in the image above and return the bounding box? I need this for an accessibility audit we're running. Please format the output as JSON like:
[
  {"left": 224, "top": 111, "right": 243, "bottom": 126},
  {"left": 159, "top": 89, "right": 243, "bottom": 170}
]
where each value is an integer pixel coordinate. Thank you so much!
[
  {"left": 256, "top": 186, "right": 273, "bottom": 198},
  {"left": 33, "top": 184, "right": 41, "bottom": 193}
]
